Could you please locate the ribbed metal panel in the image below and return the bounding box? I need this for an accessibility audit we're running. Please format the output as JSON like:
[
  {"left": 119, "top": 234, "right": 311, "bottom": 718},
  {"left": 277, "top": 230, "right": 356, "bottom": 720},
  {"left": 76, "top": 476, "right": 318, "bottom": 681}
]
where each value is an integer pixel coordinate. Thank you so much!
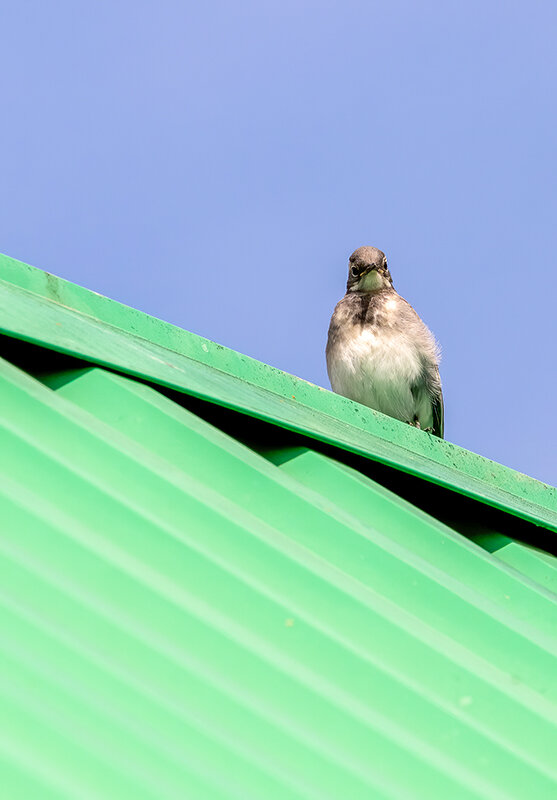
[{"left": 1, "top": 354, "right": 556, "bottom": 799}]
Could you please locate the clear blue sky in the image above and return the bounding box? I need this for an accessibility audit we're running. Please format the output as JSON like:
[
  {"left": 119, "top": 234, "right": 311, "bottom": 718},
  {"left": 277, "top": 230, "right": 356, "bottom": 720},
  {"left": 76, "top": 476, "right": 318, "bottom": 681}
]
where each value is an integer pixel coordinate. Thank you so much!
[{"left": 1, "top": 1, "right": 556, "bottom": 485}]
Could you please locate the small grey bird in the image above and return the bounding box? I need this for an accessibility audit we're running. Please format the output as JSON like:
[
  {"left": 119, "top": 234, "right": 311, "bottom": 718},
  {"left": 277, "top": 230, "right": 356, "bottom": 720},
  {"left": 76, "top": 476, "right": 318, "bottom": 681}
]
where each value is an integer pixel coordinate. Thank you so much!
[{"left": 326, "top": 246, "right": 444, "bottom": 437}]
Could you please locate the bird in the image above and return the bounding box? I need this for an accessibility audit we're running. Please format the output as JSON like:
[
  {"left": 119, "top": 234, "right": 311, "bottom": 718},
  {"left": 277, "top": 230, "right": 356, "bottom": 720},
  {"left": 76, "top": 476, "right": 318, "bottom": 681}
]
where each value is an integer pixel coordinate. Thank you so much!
[{"left": 326, "top": 246, "right": 444, "bottom": 437}]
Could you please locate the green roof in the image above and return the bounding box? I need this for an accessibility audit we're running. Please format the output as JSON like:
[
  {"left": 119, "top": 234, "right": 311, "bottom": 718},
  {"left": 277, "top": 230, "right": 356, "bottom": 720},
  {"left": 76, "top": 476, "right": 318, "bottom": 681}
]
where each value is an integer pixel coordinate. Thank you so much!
[{"left": 0, "top": 252, "right": 556, "bottom": 799}]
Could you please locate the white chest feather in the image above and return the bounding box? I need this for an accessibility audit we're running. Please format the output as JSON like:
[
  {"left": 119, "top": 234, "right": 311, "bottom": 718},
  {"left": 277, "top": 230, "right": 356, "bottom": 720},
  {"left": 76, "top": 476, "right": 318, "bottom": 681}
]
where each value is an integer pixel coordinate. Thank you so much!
[{"left": 327, "top": 326, "right": 431, "bottom": 427}]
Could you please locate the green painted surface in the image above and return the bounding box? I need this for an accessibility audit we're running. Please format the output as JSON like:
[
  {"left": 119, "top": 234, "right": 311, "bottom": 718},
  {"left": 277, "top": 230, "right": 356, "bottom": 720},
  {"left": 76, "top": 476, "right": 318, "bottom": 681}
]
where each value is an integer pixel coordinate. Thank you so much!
[
  {"left": 0, "top": 256, "right": 556, "bottom": 533},
  {"left": 264, "top": 447, "right": 557, "bottom": 634},
  {"left": 1, "top": 254, "right": 557, "bottom": 799},
  {"left": 0, "top": 356, "right": 556, "bottom": 799}
]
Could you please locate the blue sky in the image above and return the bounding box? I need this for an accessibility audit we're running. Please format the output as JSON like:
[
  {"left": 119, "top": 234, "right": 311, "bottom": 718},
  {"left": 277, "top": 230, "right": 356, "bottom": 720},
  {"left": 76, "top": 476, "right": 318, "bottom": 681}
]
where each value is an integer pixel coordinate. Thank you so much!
[{"left": 1, "top": 0, "right": 556, "bottom": 485}]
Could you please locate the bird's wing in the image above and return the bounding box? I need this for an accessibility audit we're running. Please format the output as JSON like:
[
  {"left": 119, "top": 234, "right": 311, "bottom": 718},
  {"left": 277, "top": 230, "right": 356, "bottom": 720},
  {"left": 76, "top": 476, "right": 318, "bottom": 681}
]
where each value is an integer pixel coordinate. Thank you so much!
[
  {"left": 429, "top": 365, "right": 444, "bottom": 438},
  {"left": 431, "top": 383, "right": 444, "bottom": 439},
  {"left": 412, "top": 365, "right": 444, "bottom": 438}
]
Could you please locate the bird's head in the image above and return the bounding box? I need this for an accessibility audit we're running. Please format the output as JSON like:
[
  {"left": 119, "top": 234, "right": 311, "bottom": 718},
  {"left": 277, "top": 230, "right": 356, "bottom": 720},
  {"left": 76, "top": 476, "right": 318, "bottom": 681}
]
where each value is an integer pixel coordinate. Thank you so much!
[{"left": 346, "top": 246, "right": 393, "bottom": 293}]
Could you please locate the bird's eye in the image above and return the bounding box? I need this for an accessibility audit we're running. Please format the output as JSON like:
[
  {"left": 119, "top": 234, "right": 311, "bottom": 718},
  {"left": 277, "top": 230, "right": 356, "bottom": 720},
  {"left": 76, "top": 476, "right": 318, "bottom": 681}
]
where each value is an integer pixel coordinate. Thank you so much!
[{"left": 351, "top": 266, "right": 359, "bottom": 277}]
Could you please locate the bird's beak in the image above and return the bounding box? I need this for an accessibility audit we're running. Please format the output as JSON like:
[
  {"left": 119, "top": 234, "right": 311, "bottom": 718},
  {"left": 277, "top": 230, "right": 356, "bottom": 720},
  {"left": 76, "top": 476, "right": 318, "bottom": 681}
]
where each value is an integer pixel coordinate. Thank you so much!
[{"left": 360, "top": 266, "right": 375, "bottom": 277}]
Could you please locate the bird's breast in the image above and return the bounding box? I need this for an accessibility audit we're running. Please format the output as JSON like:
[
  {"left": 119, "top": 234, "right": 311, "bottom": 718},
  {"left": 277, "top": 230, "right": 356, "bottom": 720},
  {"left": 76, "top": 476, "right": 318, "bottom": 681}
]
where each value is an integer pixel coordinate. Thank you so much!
[{"left": 326, "top": 323, "right": 423, "bottom": 412}]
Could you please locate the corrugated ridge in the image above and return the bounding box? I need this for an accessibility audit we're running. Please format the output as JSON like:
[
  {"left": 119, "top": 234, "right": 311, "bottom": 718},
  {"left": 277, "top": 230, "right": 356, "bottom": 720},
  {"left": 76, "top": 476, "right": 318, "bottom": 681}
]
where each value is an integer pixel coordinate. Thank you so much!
[
  {"left": 266, "top": 448, "right": 557, "bottom": 625},
  {"left": 0, "top": 604, "right": 304, "bottom": 800},
  {"left": 0, "top": 560, "right": 341, "bottom": 800}
]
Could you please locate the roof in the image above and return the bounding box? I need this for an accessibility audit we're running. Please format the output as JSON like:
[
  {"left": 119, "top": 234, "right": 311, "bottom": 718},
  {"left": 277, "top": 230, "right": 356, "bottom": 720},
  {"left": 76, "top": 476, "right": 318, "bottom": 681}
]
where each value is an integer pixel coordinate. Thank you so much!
[{"left": 0, "top": 252, "right": 556, "bottom": 799}]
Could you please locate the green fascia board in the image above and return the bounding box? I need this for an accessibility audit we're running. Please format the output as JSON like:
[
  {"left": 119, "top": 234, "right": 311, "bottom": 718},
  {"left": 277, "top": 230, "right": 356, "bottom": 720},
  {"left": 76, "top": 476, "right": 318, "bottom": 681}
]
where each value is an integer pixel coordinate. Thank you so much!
[{"left": 0, "top": 252, "right": 556, "bottom": 532}]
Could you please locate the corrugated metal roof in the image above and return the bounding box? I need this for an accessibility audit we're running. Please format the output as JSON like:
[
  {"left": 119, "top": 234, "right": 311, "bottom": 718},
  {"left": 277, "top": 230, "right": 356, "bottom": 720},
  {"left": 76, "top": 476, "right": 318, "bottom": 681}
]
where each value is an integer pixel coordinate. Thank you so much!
[{"left": 0, "top": 254, "right": 556, "bottom": 799}]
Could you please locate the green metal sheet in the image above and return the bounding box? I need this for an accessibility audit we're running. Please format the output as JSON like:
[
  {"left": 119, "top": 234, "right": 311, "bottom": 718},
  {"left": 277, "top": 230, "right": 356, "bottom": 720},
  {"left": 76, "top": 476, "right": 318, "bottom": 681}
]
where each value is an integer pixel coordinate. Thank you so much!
[
  {"left": 263, "top": 447, "right": 557, "bottom": 635},
  {"left": 1, "top": 254, "right": 557, "bottom": 799},
  {"left": 0, "top": 257, "right": 555, "bottom": 534},
  {"left": 0, "top": 356, "right": 556, "bottom": 798}
]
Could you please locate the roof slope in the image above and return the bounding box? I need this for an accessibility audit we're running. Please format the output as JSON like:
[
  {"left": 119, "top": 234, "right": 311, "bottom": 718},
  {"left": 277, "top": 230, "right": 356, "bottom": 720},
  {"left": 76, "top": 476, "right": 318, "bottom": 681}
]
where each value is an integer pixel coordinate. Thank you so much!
[{"left": 0, "top": 254, "right": 556, "bottom": 799}]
